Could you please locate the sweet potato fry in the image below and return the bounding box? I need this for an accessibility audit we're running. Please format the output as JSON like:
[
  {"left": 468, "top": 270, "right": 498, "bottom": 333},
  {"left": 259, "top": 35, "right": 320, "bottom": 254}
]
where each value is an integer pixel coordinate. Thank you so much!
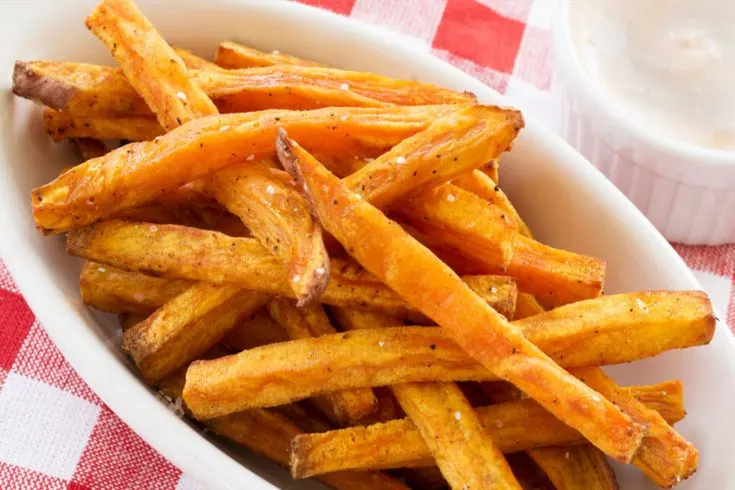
[
  {"left": 526, "top": 446, "right": 618, "bottom": 490},
  {"left": 13, "top": 59, "right": 472, "bottom": 116},
  {"left": 85, "top": 0, "right": 218, "bottom": 130},
  {"left": 172, "top": 46, "right": 221, "bottom": 71},
  {"left": 573, "top": 367, "right": 698, "bottom": 487},
  {"left": 205, "top": 161, "right": 330, "bottom": 305},
  {"left": 333, "top": 308, "right": 519, "bottom": 488},
  {"left": 158, "top": 369, "right": 410, "bottom": 490},
  {"left": 43, "top": 108, "right": 162, "bottom": 142},
  {"left": 397, "top": 183, "right": 519, "bottom": 270},
  {"left": 32, "top": 105, "right": 457, "bottom": 232},
  {"left": 72, "top": 138, "right": 108, "bottom": 161},
  {"left": 67, "top": 220, "right": 517, "bottom": 320},
  {"left": 122, "top": 282, "right": 269, "bottom": 383},
  {"left": 182, "top": 290, "right": 713, "bottom": 417},
  {"left": 275, "top": 130, "right": 645, "bottom": 462},
  {"left": 221, "top": 309, "right": 287, "bottom": 351},
  {"left": 452, "top": 169, "right": 532, "bottom": 237},
  {"left": 80, "top": 261, "right": 192, "bottom": 314},
  {"left": 483, "top": 378, "right": 618, "bottom": 490},
  {"left": 514, "top": 294, "right": 545, "bottom": 320},
  {"left": 288, "top": 381, "right": 684, "bottom": 476},
  {"left": 393, "top": 382, "right": 520, "bottom": 490},
  {"left": 266, "top": 298, "right": 377, "bottom": 425},
  {"left": 214, "top": 40, "right": 325, "bottom": 69},
  {"left": 343, "top": 105, "right": 523, "bottom": 209}
]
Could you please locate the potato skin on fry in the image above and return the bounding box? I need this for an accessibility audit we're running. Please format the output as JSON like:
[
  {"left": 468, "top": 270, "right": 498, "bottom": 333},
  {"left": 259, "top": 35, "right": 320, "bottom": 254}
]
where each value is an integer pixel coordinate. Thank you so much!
[
  {"left": 288, "top": 382, "right": 685, "bottom": 477},
  {"left": 182, "top": 291, "right": 713, "bottom": 418}
]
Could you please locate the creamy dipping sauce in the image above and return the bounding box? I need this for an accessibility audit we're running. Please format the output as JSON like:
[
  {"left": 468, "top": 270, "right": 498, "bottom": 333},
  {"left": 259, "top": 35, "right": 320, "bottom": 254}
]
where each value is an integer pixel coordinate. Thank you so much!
[{"left": 571, "top": 0, "right": 735, "bottom": 151}]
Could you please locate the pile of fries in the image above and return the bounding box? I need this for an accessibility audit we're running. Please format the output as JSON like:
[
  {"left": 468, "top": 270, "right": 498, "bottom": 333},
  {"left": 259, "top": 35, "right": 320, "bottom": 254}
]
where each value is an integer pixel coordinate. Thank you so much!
[{"left": 13, "top": 1, "right": 716, "bottom": 488}]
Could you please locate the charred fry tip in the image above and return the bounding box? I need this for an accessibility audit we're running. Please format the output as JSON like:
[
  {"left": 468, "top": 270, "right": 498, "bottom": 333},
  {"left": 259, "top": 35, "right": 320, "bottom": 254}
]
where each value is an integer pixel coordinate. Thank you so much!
[{"left": 12, "top": 61, "right": 76, "bottom": 110}]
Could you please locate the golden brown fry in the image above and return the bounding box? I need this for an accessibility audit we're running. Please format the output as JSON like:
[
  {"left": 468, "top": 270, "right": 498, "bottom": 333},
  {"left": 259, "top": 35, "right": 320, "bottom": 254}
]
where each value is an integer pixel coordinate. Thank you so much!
[
  {"left": 393, "top": 382, "right": 520, "bottom": 490},
  {"left": 214, "top": 40, "right": 325, "bottom": 69},
  {"left": 397, "top": 183, "right": 519, "bottom": 270},
  {"left": 574, "top": 367, "right": 698, "bottom": 488},
  {"left": 343, "top": 105, "right": 523, "bottom": 209},
  {"left": 119, "top": 312, "right": 146, "bottom": 331},
  {"left": 526, "top": 446, "right": 618, "bottom": 490},
  {"left": 32, "top": 105, "right": 457, "bottom": 233},
  {"left": 276, "top": 130, "right": 645, "bottom": 462},
  {"left": 221, "top": 309, "right": 287, "bottom": 351},
  {"left": 452, "top": 169, "right": 532, "bottom": 237},
  {"left": 482, "top": 160, "right": 500, "bottom": 184},
  {"left": 72, "top": 138, "right": 108, "bottom": 161},
  {"left": 182, "top": 291, "right": 713, "bottom": 417},
  {"left": 172, "top": 46, "right": 221, "bottom": 70},
  {"left": 67, "top": 220, "right": 517, "bottom": 320},
  {"left": 515, "top": 293, "right": 545, "bottom": 320},
  {"left": 44, "top": 108, "right": 163, "bottom": 142},
  {"left": 122, "top": 282, "right": 268, "bottom": 383},
  {"left": 483, "top": 377, "right": 618, "bottom": 490},
  {"left": 205, "top": 161, "right": 330, "bottom": 305},
  {"left": 333, "top": 308, "right": 518, "bottom": 488},
  {"left": 80, "top": 261, "right": 192, "bottom": 315},
  {"left": 158, "top": 369, "right": 410, "bottom": 490},
  {"left": 85, "top": 0, "right": 218, "bottom": 130},
  {"left": 288, "top": 381, "right": 684, "bottom": 477},
  {"left": 267, "top": 298, "right": 377, "bottom": 425},
  {"left": 14, "top": 59, "right": 471, "bottom": 116}
]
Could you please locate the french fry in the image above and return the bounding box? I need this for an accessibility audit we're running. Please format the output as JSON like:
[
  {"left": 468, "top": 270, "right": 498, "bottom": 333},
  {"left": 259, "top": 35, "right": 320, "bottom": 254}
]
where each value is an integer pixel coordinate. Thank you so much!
[
  {"left": 393, "top": 382, "right": 520, "bottom": 490},
  {"left": 119, "top": 312, "right": 146, "bottom": 331},
  {"left": 44, "top": 108, "right": 163, "bottom": 142},
  {"left": 452, "top": 169, "right": 532, "bottom": 237},
  {"left": 573, "top": 367, "right": 698, "bottom": 487},
  {"left": 205, "top": 161, "right": 330, "bottom": 305},
  {"left": 214, "top": 40, "right": 326, "bottom": 69},
  {"left": 13, "top": 59, "right": 472, "bottom": 117},
  {"left": 275, "top": 130, "right": 646, "bottom": 462},
  {"left": 397, "top": 183, "right": 519, "bottom": 270},
  {"left": 158, "top": 369, "right": 410, "bottom": 490},
  {"left": 182, "top": 291, "right": 713, "bottom": 417},
  {"left": 481, "top": 160, "right": 500, "bottom": 184},
  {"left": 342, "top": 105, "right": 523, "bottom": 209},
  {"left": 80, "top": 261, "right": 192, "bottom": 315},
  {"left": 85, "top": 0, "right": 218, "bottom": 130},
  {"left": 172, "top": 46, "right": 221, "bottom": 71},
  {"left": 288, "top": 381, "right": 685, "bottom": 477},
  {"left": 266, "top": 298, "right": 377, "bottom": 425},
  {"left": 67, "top": 220, "right": 518, "bottom": 320},
  {"left": 221, "top": 309, "right": 287, "bottom": 351},
  {"left": 514, "top": 293, "right": 546, "bottom": 320},
  {"left": 32, "top": 105, "right": 458, "bottom": 233},
  {"left": 72, "top": 138, "right": 108, "bottom": 161},
  {"left": 122, "top": 283, "right": 269, "bottom": 383},
  {"left": 483, "top": 379, "right": 618, "bottom": 490},
  {"left": 528, "top": 446, "right": 618, "bottom": 490},
  {"left": 333, "top": 308, "right": 519, "bottom": 489}
]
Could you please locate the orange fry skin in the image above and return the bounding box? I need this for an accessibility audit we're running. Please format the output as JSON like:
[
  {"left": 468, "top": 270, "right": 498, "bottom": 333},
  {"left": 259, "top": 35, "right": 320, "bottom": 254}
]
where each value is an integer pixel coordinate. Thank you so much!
[
  {"left": 43, "top": 108, "right": 163, "bottom": 142},
  {"left": 275, "top": 129, "right": 645, "bottom": 463},
  {"left": 32, "top": 105, "right": 457, "bottom": 233}
]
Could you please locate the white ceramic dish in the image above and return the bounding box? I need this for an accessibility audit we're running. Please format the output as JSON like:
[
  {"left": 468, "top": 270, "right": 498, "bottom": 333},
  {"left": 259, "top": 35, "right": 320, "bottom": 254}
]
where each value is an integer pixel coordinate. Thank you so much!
[
  {"left": 553, "top": 0, "right": 735, "bottom": 245},
  {"left": 1, "top": 1, "right": 734, "bottom": 489}
]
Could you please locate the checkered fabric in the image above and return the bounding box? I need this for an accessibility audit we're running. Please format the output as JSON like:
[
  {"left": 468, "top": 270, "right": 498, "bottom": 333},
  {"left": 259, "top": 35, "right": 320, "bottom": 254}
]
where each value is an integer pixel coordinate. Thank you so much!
[{"left": 0, "top": 0, "right": 733, "bottom": 488}]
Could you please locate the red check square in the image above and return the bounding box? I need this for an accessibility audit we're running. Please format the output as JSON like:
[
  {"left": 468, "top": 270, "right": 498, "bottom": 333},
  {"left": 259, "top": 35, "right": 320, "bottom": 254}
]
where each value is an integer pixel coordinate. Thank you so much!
[{"left": 433, "top": 0, "right": 526, "bottom": 74}]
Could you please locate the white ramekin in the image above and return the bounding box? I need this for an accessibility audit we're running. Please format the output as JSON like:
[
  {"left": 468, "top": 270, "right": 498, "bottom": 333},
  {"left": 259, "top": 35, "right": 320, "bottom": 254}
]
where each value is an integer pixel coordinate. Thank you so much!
[{"left": 553, "top": 1, "right": 735, "bottom": 244}]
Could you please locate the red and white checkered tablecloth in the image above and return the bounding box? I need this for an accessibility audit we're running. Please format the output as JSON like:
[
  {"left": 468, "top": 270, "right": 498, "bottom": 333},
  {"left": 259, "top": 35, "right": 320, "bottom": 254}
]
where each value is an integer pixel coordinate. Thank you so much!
[{"left": 0, "top": 1, "right": 733, "bottom": 488}]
